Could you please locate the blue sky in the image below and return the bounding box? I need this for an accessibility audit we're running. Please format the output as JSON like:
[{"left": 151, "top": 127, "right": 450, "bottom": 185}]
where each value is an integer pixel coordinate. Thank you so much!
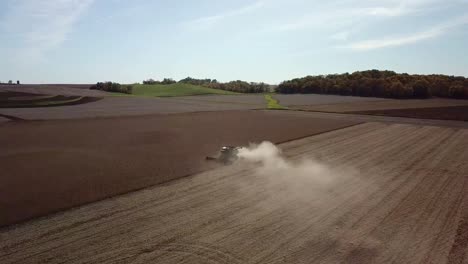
[{"left": 0, "top": 0, "right": 467, "bottom": 84}]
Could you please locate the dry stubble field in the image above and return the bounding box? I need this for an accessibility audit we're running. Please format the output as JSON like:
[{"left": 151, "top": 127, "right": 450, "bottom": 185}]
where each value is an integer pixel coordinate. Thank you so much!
[
  {"left": 276, "top": 94, "right": 468, "bottom": 121},
  {"left": 1, "top": 122, "right": 467, "bottom": 264},
  {"left": 0, "top": 110, "right": 359, "bottom": 226},
  {"left": 1, "top": 86, "right": 468, "bottom": 263}
]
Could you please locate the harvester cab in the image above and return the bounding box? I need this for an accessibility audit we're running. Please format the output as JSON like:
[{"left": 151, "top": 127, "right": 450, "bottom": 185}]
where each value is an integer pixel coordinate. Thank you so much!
[{"left": 206, "top": 146, "right": 241, "bottom": 164}]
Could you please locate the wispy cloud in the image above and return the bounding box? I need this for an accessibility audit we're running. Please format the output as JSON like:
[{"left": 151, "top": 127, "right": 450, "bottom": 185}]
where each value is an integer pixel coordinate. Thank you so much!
[
  {"left": 348, "top": 29, "right": 441, "bottom": 50},
  {"left": 347, "top": 14, "right": 468, "bottom": 50},
  {"left": 273, "top": 5, "right": 412, "bottom": 32},
  {"left": 331, "top": 31, "right": 351, "bottom": 41},
  {"left": 186, "top": 1, "right": 264, "bottom": 30},
  {"left": 270, "top": 0, "right": 444, "bottom": 33},
  {"left": 98, "top": 5, "right": 144, "bottom": 24},
  {"left": 362, "top": 5, "right": 411, "bottom": 17},
  {"left": 1, "top": 0, "right": 94, "bottom": 62},
  {"left": 360, "top": 0, "right": 449, "bottom": 16},
  {"left": 272, "top": 9, "right": 358, "bottom": 32}
]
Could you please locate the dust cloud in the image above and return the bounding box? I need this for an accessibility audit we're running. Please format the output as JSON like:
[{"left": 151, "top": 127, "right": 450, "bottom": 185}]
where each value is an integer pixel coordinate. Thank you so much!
[
  {"left": 236, "top": 141, "right": 360, "bottom": 204},
  {"left": 238, "top": 141, "right": 340, "bottom": 186}
]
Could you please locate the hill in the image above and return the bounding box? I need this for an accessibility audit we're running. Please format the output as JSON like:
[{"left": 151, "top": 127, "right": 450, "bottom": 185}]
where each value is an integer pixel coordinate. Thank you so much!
[{"left": 132, "top": 83, "right": 239, "bottom": 97}]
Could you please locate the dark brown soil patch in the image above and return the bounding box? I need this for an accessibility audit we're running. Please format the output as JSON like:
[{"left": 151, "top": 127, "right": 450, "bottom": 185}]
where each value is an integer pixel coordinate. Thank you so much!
[
  {"left": 0, "top": 84, "right": 92, "bottom": 89},
  {"left": 2, "top": 123, "right": 467, "bottom": 263},
  {"left": 351, "top": 105, "right": 468, "bottom": 121},
  {"left": 0, "top": 90, "right": 102, "bottom": 108},
  {"left": 0, "top": 91, "right": 42, "bottom": 100},
  {"left": 0, "top": 110, "right": 359, "bottom": 227},
  {"left": 0, "top": 114, "right": 25, "bottom": 121}
]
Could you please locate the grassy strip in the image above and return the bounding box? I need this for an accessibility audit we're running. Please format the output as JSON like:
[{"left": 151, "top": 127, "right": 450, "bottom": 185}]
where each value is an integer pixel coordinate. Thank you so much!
[
  {"left": 131, "top": 83, "right": 239, "bottom": 97},
  {"left": 265, "top": 94, "right": 287, "bottom": 109}
]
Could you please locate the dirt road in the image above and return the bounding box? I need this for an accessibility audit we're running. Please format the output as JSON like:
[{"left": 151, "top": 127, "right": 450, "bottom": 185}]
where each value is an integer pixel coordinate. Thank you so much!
[{"left": 1, "top": 122, "right": 467, "bottom": 263}]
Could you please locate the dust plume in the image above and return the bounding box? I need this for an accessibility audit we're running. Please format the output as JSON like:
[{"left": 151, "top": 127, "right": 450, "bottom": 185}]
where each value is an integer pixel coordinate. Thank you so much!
[
  {"left": 238, "top": 141, "right": 340, "bottom": 187},
  {"left": 235, "top": 141, "right": 361, "bottom": 206}
]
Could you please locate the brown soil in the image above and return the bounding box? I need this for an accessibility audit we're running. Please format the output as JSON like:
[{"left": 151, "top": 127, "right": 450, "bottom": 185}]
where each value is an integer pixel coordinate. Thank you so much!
[
  {"left": 0, "top": 96, "right": 266, "bottom": 120},
  {"left": 175, "top": 94, "right": 266, "bottom": 107},
  {"left": 0, "top": 91, "right": 41, "bottom": 100},
  {"left": 351, "top": 105, "right": 468, "bottom": 121},
  {"left": 274, "top": 94, "right": 386, "bottom": 106},
  {"left": 0, "top": 110, "right": 359, "bottom": 227},
  {"left": 0, "top": 84, "right": 92, "bottom": 89},
  {"left": 0, "top": 91, "right": 102, "bottom": 108},
  {"left": 290, "top": 98, "right": 468, "bottom": 112},
  {"left": 0, "top": 84, "right": 108, "bottom": 97},
  {"left": 1, "top": 122, "right": 466, "bottom": 263}
]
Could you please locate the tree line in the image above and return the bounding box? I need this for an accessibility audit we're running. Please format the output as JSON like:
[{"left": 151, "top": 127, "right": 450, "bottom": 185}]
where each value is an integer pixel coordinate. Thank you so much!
[
  {"left": 90, "top": 82, "right": 133, "bottom": 94},
  {"left": 0, "top": 80, "right": 20, "bottom": 85},
  {"left": 143, "top": 77, "right": 270, "bottom": 93},
  {"left": 276, "top": 70, "right": 468, "bottom": 99},
  {"left": 142, "top": 78, "right": 177, "bottom": 85}
]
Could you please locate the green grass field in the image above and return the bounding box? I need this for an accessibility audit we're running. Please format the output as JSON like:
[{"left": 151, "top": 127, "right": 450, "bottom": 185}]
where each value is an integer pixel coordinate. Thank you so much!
[
  {"left": 264, "top": 94, "right": 286, "bottom": 109},
  {"left": 131, "top": 83, "right": 239, "bottom": 97}
]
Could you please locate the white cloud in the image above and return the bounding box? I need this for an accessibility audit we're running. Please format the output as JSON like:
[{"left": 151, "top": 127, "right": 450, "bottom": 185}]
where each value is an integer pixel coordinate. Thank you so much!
[
  {"left": 186, "top": 1, "right": 264, "bottom": 30},
  {"left": 2, "top": 0, "right": 94, "bottom": 62},
  {"left": 272, "top": 10, "right": 355, "bottom": 32},
  {"left": 269, "top": 0, "right": 448, "bottom": 33},
  {"left": 267, "top": 0, "right": 466, "bottom": 52},
  {"left": 348, "top": 29, "right": 441, "bottom": 50},
  {"left": 363, "top": 5, "right": 410, "bottom": 16},
  {"left": 272, "top": 4, "right": 411, "bottom": 33},
  {"left": 347, "top": 14, "right": 468, "bottom": 50},
  {"left": 331, "top": 31, "right": 351, "bottom": 41}
]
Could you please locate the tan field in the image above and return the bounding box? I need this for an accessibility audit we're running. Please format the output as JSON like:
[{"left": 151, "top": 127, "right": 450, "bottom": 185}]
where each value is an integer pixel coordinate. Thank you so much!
[
  {"left": 1, "top": 122, "right": 467, "bottom": 264},
  {"left": 287, "top": 97, "right": 468, "bottom": 112},
  {"left": 282, "top": 96, "right": 468, "bottom": 121}
]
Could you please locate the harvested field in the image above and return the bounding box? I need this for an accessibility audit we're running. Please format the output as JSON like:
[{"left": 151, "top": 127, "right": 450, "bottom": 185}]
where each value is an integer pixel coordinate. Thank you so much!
[
  {"left": 0, "top": 84, "right": 109, "bottom": 97},
  {"left": 274, "top": 94, "right": 386, "bottom": 106},
  {"left": 289, "top": 97, "right": 468, "bottom": 113},
  {"left": 0, "top": 110, "right": 359, "bottom": 226},
  {"left": 0, "top": 91, "right": 53, "bottom": 100},
  {"left": 175, "top": 94, "right": 266, "bottom": 107},
  {"left": 0, "top": 96, "right": 266, "bottom": 120},
  {"left": 1, "top": 122, "right": 467, "bottom": 263},
  {"left": 0, "top": 91, "right": 101, "bottom": 108},
  {"left": 352, "top": 105, "right": 468, "bottom": 121},
  {"left": 279, "top": 110, "right": 468, "bottom": 128}
]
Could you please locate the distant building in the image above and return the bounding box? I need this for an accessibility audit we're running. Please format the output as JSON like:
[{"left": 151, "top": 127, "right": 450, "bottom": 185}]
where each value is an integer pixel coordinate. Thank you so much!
[
  {"left": 8, "top": 80, "right": 12, "bottom": 85},
  {"left": 17, "top": 80, "right": 20, "bottom": 85}
]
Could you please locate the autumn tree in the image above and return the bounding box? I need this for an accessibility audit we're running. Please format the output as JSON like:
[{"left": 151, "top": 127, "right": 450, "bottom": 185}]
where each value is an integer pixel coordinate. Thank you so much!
[
  {"left": 276, "top": 70, "right": 467, "bottom": 99},
  {"left": 412, "top": 79, "right": 431, "bottom": 98}
]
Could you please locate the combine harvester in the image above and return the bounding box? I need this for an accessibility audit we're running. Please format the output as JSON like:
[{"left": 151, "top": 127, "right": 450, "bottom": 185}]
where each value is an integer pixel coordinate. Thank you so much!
[{"left": 206, "top": 146, "right": 241, "bottom": 164}]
